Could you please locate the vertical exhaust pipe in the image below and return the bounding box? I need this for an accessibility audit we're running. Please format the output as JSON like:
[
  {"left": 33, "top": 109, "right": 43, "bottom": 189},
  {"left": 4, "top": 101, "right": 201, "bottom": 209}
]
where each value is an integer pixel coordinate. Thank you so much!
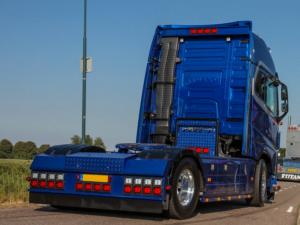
[{"left": 288, "top": 116, "right": 291, "bottom": 126}]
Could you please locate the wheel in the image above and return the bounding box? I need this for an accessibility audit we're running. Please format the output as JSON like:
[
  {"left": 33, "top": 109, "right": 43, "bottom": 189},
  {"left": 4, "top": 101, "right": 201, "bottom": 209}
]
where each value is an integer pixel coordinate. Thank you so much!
[
  {"left": 246, "top": 159, "right": 267, "bottom": 207},
  {"left": 164, "top": 157, "right": 200, "bottom": 219}
]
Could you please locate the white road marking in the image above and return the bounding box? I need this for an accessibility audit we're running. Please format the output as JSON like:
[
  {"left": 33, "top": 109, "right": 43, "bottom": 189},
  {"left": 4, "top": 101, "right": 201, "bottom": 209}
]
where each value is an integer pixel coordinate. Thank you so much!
[
  {"left": 279, "top": 190, "right": 283, "bottom": 192},
  {"left": 287, "top": 207, "right": 293, "bottom": 213},
  {"left": 284, "top": 188, "right": 288, "bottom": 190},
  {"left": 274, "top": 208, "right": 278, "bottom": 211}
]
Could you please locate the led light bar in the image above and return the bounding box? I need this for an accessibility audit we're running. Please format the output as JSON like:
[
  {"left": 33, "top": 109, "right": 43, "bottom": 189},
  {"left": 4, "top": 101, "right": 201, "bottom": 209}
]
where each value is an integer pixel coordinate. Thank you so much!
[
  {"left": 48, "top": 173, "right": 55, "bottom": 180},
  {"left": 31, "top": 172, "right": 38, "bottom": 179},
  {"left": 56, "top": 174, "right": 65, "bottom": 181},
  {"left": 39, "top": 173, "right": 47, "bottom": 180},
  {"left": 124, "top": 177, "right": 133, "bottom": 185},
  {"left": 154, "top": 179, "right": 162, "bottom": 187},
  {"left": 144, "top": 178, "right": 152, "bottom": 186},
  {"left": 134, "top": 178, "right": 142, "bottom": 186}
]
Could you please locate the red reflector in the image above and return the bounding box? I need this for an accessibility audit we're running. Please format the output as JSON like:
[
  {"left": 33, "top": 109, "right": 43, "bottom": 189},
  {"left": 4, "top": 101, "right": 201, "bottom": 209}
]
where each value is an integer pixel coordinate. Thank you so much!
[
  {"left": 165, "top": 185, "right": 171, "bottom": 191},
  {"left": 288, "top": 127, "right": 291, "bottom": 130},
  {"left": 279, "top": 168, "right": 282, "bottom": 171},
  {"left": 134, "top": 186, "right": 142, "bottom": 194},
  {"left": 75, "top": 182, "right": 83, "bottom": 190},
  {"left": 56, "top": 181, "right": 64, "bottom": 189},
  {"left": 204, "top": 28, "right": 210, "bottom": 34},
  {"left": 197, "top": 29, "right": 203, "bottom": 34},
  {"left": 279, "top": 122, "right": 283, "bottom": 125},
  {"left": 103, "top": 184, "right": 111, "bottom": 192},
  {"left": 277, "top": 186, "right": 281, "bottom": 190},
  {"left": 153, "top": 187, "right": 162, "bottom": 195},
  {"left": 39, "top": 180, "right": 46, "bottom": 188},
  {"left": 190, "top": 29, "right": 196, "bottom": 34},
  {"left": 188, "top": 147, "right": 194, "bottom": 150},
  {"left": 26, "top": 177, "right": 30, "bottom": 181},
  {"left": 108, "top": 176, "right": 112, "bottom": 182},
  {"left": 211, "top": 28, "right": 218, "bottom": 34},
  {"left": 203, "top": 148, "right": 209, "bottom": 153},
  {"left": 143, "top": 187, "right": 151, "bottom": 194},
  {"left": 85, "top": 183, "right": 92, "bottom": 191},
  {"left": 47, "top": 181, "right": 55, "bottom": 188},
  {"left": 294, "top": 127, "right": 297, "bottom": 130},
  {"left": 124, "top": 185, "right": 132, "bottom": 193},
  {"left": 30, "top": 180, "right": 37, "bottom": 187},
  {"left": 76, "top": 174, "right": 80, "bottom": 180},
  {"left": 94, "top": 184, "right": 101, "bottom": 191},
  {"left": 196, "top": 147, "right": 202, "bottom": 153},
  {"left": 273, "top": 122, "right": 275, "bottom": 125}
]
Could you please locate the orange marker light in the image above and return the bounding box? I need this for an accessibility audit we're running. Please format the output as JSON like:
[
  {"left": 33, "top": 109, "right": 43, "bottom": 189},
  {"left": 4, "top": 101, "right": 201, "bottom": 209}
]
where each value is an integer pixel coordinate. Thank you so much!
[
  {"left": 251, "top": 177, "right": 253, "bottom": 181},
  {"left": 217, "top": 197, "right": 220, "bottom": 201},
  {"left": 228, "top": 196, "right": 231, "bottom": 200},
  {"left": 205, "top": 198, "right": 209, "bottom": 202},
  {"left": 238, "top": 195, "right": 241, "bottom": 199},
  {"left": 207, "top": 178, "right": 211, "bottom": 182}
]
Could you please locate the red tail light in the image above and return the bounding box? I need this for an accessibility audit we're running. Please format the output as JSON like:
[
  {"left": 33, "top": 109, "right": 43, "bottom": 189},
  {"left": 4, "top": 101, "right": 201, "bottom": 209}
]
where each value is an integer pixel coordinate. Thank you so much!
[
  {"left": 190, "top": 29, "right": 196, "bottom": 34},
  {"left": 39, "top": 180, "right": 46, "bottom": 188},
  {"left": 26, "top": 177, "right": 30, "bottom": 181},
  {"left": 134, "top": 186, "right": 142, "bottom": 194},
  {"left": 94, "top": 184, "right": 101, "bottom": 191},
  {"left": 103, "top": 184, "right": 111, "bottom": 192},
  {"left": 196, "top": 147, "right": 202, "bottom": 153},
  {"left": 204, "top": 28, "right": 210, "bottom": 34},
  {"left": 188, "top": 147, "right": 194, "bottom": 150},
  {"left": 56, "top": 181, "right": 64, "bottom": 189},
  {"left": 47, "top": 181, "right": 55, "bottom": 188},
  {"left": 165, "top": 185, "right": 171, "bottom": 190},
  {"left": 153, "top": 187, "right": 162, "bottom": 195},
  {"left": 124, "top": 185, "right": 132, "bottom": 193},
  {"left": 203, "top": 148, "right": 209, "bottom": 153},
  {"left": 211, "top": 28, "right": 218, "bottom": 34},
  {"left": 143, "top": 187, "right": 151, "bottom": 194},
  {"left": 75, "top": 182, "right": 83, "bottom": 190},
  {"left": 85, "top": 183, "right": 92, "bottom": 191},
  {"left": 30, "top": 180, "right": 37, "bottom": 187}
]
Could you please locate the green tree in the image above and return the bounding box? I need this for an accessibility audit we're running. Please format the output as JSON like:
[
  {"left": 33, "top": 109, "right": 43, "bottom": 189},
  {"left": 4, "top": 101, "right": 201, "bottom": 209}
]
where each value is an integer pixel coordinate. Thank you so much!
[
  {"left": 0, "top": 139, "right": 13, "bottom": 158},
  {"left": 12, "top": 141, "right": 26, "bottom": 159},
  {"left": 71, "top": 135, "right": 81, "bottom": 145},
  {"left": 37, "top": 144, "right": 50, "bottom": 155},
  {"left": 24, "top": 141, "right": 37, "bottom": 159},
  {"left": 85, "top": 135, "right": 93, "bottom": 145},
  {"left": 94, "top": 137, "right": 106, "bottom": 150},
  {"left": 71, "top": 134, "right": 94, "bottom": 145},
  {"left": 278, "top": 148, "right": 286, "bottom": 159}
]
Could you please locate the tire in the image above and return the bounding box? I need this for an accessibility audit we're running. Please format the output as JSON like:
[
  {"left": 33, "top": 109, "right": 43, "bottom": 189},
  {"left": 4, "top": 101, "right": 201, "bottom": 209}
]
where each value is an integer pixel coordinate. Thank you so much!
[
  {"left": 246, "top": 159, "right": 267, "bottom": 207},
  {"left": 163, "top": 157, "right": 200, "bottom": 219}
]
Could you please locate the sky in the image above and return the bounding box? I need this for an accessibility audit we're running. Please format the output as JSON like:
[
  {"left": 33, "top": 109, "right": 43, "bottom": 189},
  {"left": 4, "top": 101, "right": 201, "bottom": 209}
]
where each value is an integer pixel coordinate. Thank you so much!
[{"left": 0, "top": 0, "right": 299, "bottom": 151}]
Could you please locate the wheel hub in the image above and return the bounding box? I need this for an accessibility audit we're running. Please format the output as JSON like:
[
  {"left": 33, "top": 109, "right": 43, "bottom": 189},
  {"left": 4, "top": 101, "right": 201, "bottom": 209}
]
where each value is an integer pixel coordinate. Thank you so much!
[{"left": 177, "top": 169, "right": 195, "bottom": 206}]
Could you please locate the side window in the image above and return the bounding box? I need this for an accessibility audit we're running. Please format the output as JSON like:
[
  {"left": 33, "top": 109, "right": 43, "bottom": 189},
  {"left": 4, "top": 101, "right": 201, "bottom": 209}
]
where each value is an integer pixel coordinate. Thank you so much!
[
  {"left": 265, "top": 75, "right": 278, "bottom": 116},
  {"left": 255, "top": 68, "right": 278, "bottom": 116}
]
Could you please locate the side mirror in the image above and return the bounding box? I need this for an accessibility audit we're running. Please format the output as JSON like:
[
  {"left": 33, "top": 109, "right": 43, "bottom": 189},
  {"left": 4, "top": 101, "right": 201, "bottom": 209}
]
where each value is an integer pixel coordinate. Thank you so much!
[
  {"left": 277, "top": 82, "right": 288, "bottom": 123},
  {"left": 281, "top": 85, "right": 288, "bottom": 100},
  {"left": 281, "top": 103, "right": 287, "bottom": 112}
]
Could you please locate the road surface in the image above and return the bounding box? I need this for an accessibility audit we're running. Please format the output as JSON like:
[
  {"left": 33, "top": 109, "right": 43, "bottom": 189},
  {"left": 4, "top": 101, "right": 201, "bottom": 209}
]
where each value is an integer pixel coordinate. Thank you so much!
[{"left": 1, "top": 181, "right": 299, "bottom": 225}]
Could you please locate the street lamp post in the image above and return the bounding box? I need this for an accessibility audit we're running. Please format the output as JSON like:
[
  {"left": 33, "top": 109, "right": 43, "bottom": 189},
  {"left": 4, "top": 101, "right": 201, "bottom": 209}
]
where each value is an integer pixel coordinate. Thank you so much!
[{"left": 82, "top": 0, "right": 87, "bottom": 145}]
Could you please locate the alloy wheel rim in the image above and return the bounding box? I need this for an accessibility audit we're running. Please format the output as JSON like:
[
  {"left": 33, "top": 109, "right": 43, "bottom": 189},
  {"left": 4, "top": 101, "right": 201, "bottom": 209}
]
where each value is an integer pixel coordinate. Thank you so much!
[{"left": 177, "top": 169, "right": 195, "bottom": 206}]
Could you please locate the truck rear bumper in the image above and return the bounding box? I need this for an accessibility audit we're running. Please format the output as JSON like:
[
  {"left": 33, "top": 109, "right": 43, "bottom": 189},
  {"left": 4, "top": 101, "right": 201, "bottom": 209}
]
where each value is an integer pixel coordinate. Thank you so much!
[{"left": 29, "top": 192, "right": 163, "bottom": 213}]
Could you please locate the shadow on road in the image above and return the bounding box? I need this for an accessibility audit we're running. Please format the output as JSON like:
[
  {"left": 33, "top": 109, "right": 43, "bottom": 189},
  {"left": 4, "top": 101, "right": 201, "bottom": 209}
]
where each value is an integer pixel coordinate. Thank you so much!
[{"left": 35, "top": 199, "right": 259, "bottom": 222}]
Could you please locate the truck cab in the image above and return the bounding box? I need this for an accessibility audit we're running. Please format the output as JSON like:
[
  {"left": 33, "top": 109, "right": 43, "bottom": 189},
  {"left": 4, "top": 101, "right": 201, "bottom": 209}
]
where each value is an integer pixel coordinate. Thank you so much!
[{"left": 28, "top": 21, "right": 289, "bottom": 219}]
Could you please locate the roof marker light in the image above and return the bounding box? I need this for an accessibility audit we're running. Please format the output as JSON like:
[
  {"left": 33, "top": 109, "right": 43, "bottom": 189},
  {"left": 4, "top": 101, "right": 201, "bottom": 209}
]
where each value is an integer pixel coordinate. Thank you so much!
[
  {"left": 211, "top": 28, "right": 218, "bottom": 34},
  {"left": 75, "top": 182, "right": 83, "bottom": 190},
  {"left": 204, "top": 28, "right": 210, "bottom": 34},
  {"left": 153, "top": 187, "right": 162, "bottom": 195},
  {"left": 143, "top": 187, "right": 151, "bottom": 194},
  {"left": 134, "top": 186, "right": 142, "bottom": 194},
  {"left": 190, "top": 29, "right": 196, "bottom": 34},
  {"left": 47, "top": 181, "right": 55, "bottom": 188},
  {"left": 103, "top": 184, "right": 111, "bottom": 192},
  {"left": 56, "top": 181, "right": 64, "bottom": 189},
  {"left": 85, "top": 183, "right": 92, "bottom": 191},
  {"left": 197, "top": 29, "right": 203, "bottom": 34},
  {"left": 30, "top": 180, "right": 37, "bottom": 187}
]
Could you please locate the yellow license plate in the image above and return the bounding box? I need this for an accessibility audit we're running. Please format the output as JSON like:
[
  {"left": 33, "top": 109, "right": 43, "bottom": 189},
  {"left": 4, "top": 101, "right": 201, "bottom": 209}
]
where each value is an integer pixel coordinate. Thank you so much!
[
  {"left": 82, "top": 174, "right": 108, "bottom": 182},
  {"left": 287, "top": 169, "right": 298, "bottom": 172}
]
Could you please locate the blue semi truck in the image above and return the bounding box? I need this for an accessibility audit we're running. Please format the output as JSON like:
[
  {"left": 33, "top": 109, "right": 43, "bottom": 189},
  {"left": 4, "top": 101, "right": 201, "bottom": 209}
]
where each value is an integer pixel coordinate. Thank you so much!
[{"left": 28, "top": 21, "right": 289, "bottom": 219}]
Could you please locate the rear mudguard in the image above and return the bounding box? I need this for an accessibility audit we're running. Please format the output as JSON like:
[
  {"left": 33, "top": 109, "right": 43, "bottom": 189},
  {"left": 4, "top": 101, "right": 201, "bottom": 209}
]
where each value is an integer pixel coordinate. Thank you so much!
[{"left": 138, "top": 148, "right": 206, "bottom": 192}]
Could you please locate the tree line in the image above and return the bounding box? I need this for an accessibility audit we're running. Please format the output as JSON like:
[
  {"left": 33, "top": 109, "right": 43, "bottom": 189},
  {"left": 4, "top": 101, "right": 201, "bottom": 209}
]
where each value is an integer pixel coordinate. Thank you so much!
[{"left": 0, "top": 135, "right": 106, "bottom": 160}]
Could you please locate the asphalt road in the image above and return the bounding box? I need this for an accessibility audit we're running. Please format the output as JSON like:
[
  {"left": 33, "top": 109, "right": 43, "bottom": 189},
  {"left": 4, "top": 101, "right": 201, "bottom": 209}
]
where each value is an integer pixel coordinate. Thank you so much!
[{"left": 1, "top": 181, "right": 300, "bottom": 225}]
